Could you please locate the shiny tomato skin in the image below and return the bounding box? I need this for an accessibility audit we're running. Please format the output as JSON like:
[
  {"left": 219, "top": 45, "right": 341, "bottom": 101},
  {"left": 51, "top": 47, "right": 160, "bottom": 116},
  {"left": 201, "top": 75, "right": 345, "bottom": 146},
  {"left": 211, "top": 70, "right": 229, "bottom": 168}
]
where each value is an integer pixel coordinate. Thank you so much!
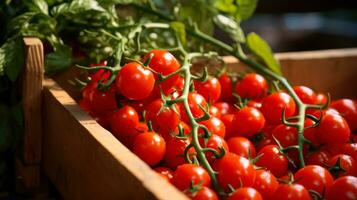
[
  {"left": 195, "top": 77, "right": 221, "bottom": 103},
  {"left": 252, "top": 169, "right": 279, "bottom": 200},
  {"left": 110, "top": 105, "right": 139, "bottom": 137},
  {"left": 235, "top": 73, "right": 268, "bottom": 100},
  {"left": 330, "top": 99, "right": 357, "bottom": 131},
  {"left": 116, "top": 62, "right": 155, "bottom": 100},
  {"left": 215, "top": 152, "right": 256, "bottom": 191},
  {"left": 144, "top": 99, "right": 180, "bottom": 133},
  {"left": 272, "top": 124, "right": 298, "bottom": 148},
  {"left": 227, "top": 137, "right": 256, "bottom": 158},
  {"left": 219, "top": 73, "right": 235, "bottom": 102},
  {"left": 165, "top": 137, "right": 193, "bottom": 169},
  {"left": 220, "top": 114, "right": 235, "bottom": 139},
  {"left": 154, "top": 167, "right": 174, "bottom": 182},
  {"left": 325, "top": 176, "right": 357, "bottom": 200},
  {"left": 293, "top": 86, "right": 317, "bottom": 105},
  {"left": 199, "top": 116, "right": 226, "bottom": 138},
  {"left": 133, "top": 132, "right": 166, "bottom": 166},
  {"left": 256, "top": 144, "right": 288, "bottom": 178},
  {"left": 160, "top": 121, "right": 191, "bottom": 141},
  {"left": 180, "top": 93, "right": 208, "bottom": 122},
  {"left": 272, "top": 184, "right": 312, "bottom": 200},
  {"left": 186, "top": 186, "right": 219, "bottom": 200},
  {"left": 315, "top": 112, "right": 351, "bottom": 145},
  {"left": 228, "top": 187, "right": 263, "bottom": 200},
  {"left": 261, "top": 92, "right": 296, "bottom": 124},
  {"left": 294, "top": 165, "right": 334, "bottom": 196},
  {"left": 342, "top": 143, "right": 357, "bottom": 161},
  {"left": 305, "top": 150, "right": 330, "bottom": 167},
  {"left": 327, "top": 154, "right": 357, "bottom": 177},
  {"left": 213, "top": 102, "right": 235, "bottom": 116},
  {"left": 209, "top": 105, "right": 221, "bottom": 118},
  {"left": 316, "top": 93, "right": 328, "bottom": 105},
  {"left": 232, "top": 107, "right": 265, "bottom": 137},
  {"left": 88, "top": 88, "right": 117, "bottom": 114},
  {"left": 199, "top": 134, "right": 229, "bottom": 163},
  {"left": 172, "top": 164, "right": 211, "bottom": 190},
  {"left": 144, "top": 50, "right": 180, "bottom": 95}
]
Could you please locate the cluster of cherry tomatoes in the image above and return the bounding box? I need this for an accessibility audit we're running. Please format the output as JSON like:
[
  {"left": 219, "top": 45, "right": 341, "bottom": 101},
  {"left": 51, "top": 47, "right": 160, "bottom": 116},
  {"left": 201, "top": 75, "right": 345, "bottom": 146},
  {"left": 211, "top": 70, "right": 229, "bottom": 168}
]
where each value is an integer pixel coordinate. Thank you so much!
[{"left": 79, "top": 49, "right": 357, "bottom": 200}]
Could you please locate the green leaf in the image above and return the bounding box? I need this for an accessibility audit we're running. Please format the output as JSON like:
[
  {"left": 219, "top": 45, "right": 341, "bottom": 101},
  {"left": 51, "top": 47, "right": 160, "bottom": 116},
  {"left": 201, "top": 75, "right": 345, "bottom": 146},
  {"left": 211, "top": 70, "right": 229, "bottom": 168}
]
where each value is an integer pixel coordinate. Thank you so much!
[
  {"left": 51, "top": 0, "right": 106, "bottom": 16},
  {"left": 215, "top": 0, "right": 237, "bottom": 14},
  {"left": 0, "top": 38, "right": 24, "bottom": 81},
  {"left": 235, "top": 0, "right": 258, "bottom": 21},
  {"left": 214, "top": 14, "right": 245, "bottom": 43},
  {"left": 26, "top": 0, "right": 49, "bottom": 15},
  {"left": 246, "top": 32, "right": 282, "bottom": 75},
  {"left": 170, "top": 21, "right": 186, "bottom": 46},
  {"left": 45, "top": 44, "right": 72, "bottom": 75}
]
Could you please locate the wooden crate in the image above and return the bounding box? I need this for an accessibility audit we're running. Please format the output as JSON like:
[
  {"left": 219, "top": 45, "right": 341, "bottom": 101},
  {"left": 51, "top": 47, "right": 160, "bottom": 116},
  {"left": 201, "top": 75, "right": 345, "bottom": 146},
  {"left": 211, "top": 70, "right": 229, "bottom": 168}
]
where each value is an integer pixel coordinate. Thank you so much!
[{"left": 20, "top": 38, "right": 357, "bottom": 199}]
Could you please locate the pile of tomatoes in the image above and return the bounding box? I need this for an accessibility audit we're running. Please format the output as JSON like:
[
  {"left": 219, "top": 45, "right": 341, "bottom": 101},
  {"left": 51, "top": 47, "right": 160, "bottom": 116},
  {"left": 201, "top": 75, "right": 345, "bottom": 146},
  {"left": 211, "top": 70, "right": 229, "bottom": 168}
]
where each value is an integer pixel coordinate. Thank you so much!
[{"left": 79, "top": 49, "right": 357, "bottom": 200}]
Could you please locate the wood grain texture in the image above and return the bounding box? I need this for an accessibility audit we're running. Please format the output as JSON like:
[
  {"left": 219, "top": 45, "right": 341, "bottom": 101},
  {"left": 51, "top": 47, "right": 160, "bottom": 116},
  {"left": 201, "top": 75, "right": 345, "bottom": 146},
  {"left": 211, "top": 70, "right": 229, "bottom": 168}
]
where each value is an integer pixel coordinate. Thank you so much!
[
  {"left": 42, "top": 79, "right": 188, "bottom": 200},
  {"left": 224, "top": 48, "right": 357, "bottom": 98},
  {"left": 22, "top": 37, "right": 44, "bottom": 164},
  {"left": 15, "top": 156, "right": 40, "bottom": 190}
]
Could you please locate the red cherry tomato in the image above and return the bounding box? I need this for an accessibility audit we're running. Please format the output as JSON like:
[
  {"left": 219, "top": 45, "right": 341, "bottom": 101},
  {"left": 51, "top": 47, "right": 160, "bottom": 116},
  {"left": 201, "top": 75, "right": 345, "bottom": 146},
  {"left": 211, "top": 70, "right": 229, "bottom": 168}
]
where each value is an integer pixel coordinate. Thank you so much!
[
  {"left": 215, "top": 152, "right": 256, "bottom": 191},
  {"left": 186, "top": 186, "right": 219, "bottom": 200},
  {"left": 327, "top": 154, "right": 357, "bottom": 177},
  {"left": 293, "top": 86, "right": 317, "bottom": 105},
  {"left": 89, "top": 61, "right": 110, "bottom": 82},
  {"left": 88, "top": 88, "right": 117, "bottom": 114},
  {"left": 330, "top": 99, "right": 357, "bottom": 131},
  {"left": 144, "top": 50, "right": 180, "bottom": 95},
  {"left": 342, "top": 143, "right": 357, "bottom": 161},
  {"left": 199, "top": 117, "right": 226, "bottom": 138},
  {"left": 160, "top": 121, "right": 191, "bottom": 141},
  {"left": 305, "top": 150, "right": 330, "bottom": 167},
  {"left": 199, "top": 134, "right": 229, "bottom": 163},
  {"left": 220, "top": 114, "right": 235, "bottom": 139},
  {"left": 326, "top": 176, "right": 357, "bottom": 200},
  {"left": 228, "top": 187, "right": 263, "bottom": 200},
  {"left": 232, "top": 107, "right": 265, "bottom": 138},
  {"left": 272, "top": 124, "right": 298, "bottom": 148},
  {"left": 116, "top": 62, "right": 155, "bottom": 100},
  {"left": 256, "top": 144, "right": 288, "bottom": 177},
  {"left": 315, "top": 112, "right": 351, "bottom": 145},
  {"left": 227, "top": 137, "right": 256, "bottom": 159},
  {"left": 235, "top": 73, "right": 268, "bottom": 100},
  {"left": 110, "top": 105, "right": 139, "bottom": 137},
  {"left": 255, "top": 135, "right": 273, "bottom": 152},
  {"left": 195, "top": 77, "right": 221, "bottom": 103},
  {"left": 209, "top": 105, "right": 221, "bottom": 118},
  {"left": 213, "top": 102, "right": 235, "bottom": 116},
  {"left": 180, "top": 93, "right": 208, "bottom": 122},
  {"left": 316, "top": 93, "right": 328, "bottom": 105},
  {"left": 294, "top": 165, "right": 334, "bottom": 196},
  {"left": 172, "top": 164, "right": 211, "bottom": 190},
  {"left": 219, "top": 73, "right": 235, "bottom": 102},
  {"left": 165, "top": 137, "right": 194, "bottom": 169},
  {"left": 154, "top": 167, "right": 174, "bottom": 182},
  {"left": 272, "top": 183, "right": 312, "bottom": 200},
  {"left": 261, "top": 92, "right": 296, "bottom": 124},
  {"left": 145, "top": 99, "right": 180, "bottom": 133},
  {"left": 246, "top": 100, "right": 262, "bottom": 110},
  {"left": 252, "top": 169, "right": 279, "bottom": 200},
  {"left": 133, "top": 131, "right": 166, "bottom": 166}
]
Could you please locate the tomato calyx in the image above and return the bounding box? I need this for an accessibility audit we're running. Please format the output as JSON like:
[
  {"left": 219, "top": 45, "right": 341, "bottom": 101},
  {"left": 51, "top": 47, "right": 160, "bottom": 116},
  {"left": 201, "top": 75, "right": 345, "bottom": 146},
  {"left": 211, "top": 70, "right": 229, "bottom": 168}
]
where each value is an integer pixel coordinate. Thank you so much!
[
  {"left": 185, "top": 181, "right": 204, "bottom": 197},
  {"left": 272, "top": 136, "right": 299, "bottom": 168},
  {"left": 328, "top": 157, "right": 347, "bottom": 177}
]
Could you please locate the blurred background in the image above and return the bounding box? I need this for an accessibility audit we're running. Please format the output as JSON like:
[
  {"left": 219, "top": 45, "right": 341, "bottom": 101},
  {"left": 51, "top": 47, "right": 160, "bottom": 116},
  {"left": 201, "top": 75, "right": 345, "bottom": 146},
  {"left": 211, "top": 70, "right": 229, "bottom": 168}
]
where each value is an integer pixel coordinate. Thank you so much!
[{"left": 218, "top": 0, "right": 357, "bottom": 52}]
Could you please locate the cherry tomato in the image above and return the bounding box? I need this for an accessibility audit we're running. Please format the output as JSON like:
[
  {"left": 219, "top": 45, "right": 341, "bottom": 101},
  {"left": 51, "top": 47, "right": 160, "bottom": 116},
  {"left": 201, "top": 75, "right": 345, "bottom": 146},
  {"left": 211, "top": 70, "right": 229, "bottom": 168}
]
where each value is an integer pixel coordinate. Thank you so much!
[
  {"left": 272, "top": 124, "right": 297, "bottom": 148},
  {"left": 219, "top": 73, "right": 235, "bottom": 102},
  {"left": 199, "top": 116, "right": 226, "bottom": 138},
  {"left": 228, "top": 187, "right": 263, "bottom": 200},
  {"left": 327, "top": 154, "right": 357, "bottom": 177},
  {"left": 294, "top": 165, "right": 334, "bottom": 196},
  {"left": 255, "top": 134, "right": 273, "bottom": 152},
  {"left": 315, "top": 112, "right": 351, "bottom": 145},
  {"left": 325, "top": 176, "right": 357, "bottom": 200},
  {"left": 209, "top": 105, "right": 221, "bottom": 118},
  {"left": 246, "top": 100, "right": 262, "bottom": 110},
  {"left": 215, "top": 152, "right": 256, "bottom": 191},
  {"left": 133, "top": 131, "right": 166, "bottom": 166},
  {"left": 115, "top": 122, "right": 148, "bottom": 150},
  {"left": 172, "top": 164, "right": 211, "bottom": 190},
  {"left": 342, "top": 143, "right": 357, "bottom": 161},
  {"left": 181, "top": 93, "right": 208, "bottom": 122},
  {"left": 144, "top": 50, "right": 180, "bottom": 95},
  {"left": 111, "top": 105, "right": 139, "bottom": 137},
  {"left": 165, "top": 137, "right": 194, "bottom": 169},
  {"left": 252, "top": 169, "right": 279, "bottom": 200},
  {"left": 88, "top": 88, "right": 117, "bottom": 114},
  {"left": 116, "top": 62, "right": 155, "bottom": 100},
  {"left": 221, "top": 114, "right": 235, "bottom": 139},
  {"left": 82, "top": 81, "right": 97, "bottom": 101},
  {"left": 213, "top": 102, "right": 235, "bottom": 116},
  {"left": 330, "top": 99, "right": 357, "bottom": 131},
  {"left": 89, "top": 61, "right": 110, "bottom": 82},
  {"left": 256, "top": 144, "right": 288, "bottom": 177},
  {"left": 227, "top": 137, "right": 256, "bottom": 158},
  {"left": 195, "top": 77, "right": 221, "bottom": 103},
  {"left": 303, "top": 119, "right": 319, "bottom": 146},
  {"left": 293, "top": 86, "right": 317, "bottom": 105},
  {"left": 186, "top": 186, "right": 219, "bottom": 200},
  {"left": 305, "top": 150, "right": 330, "bottom": 167},
  {"left": 232, "top": 107, "right": 265, "bottom": 138},
  {"left": 316, "top": 93, "right": 328, "bottom": 105},
  {"left": 145, "top": 99, "right": 180, "bottom": 133},
  {"left": 235, "top": 73, "right": 268, "bottom": 100},
  {"left": 199, "top": 134, "right": 229, "bottom": 163},
  {"left": 160, "top": 121, "right": 191, "bottom": 141},
  {"left": 154, "top": 167, "right": 174, "bottom": 182},
  {"left": 272, "top": 183, "right": 312, "bottom": 200},
  {"left": 261, "top": 92, "right": 296, "bottom": 124}
]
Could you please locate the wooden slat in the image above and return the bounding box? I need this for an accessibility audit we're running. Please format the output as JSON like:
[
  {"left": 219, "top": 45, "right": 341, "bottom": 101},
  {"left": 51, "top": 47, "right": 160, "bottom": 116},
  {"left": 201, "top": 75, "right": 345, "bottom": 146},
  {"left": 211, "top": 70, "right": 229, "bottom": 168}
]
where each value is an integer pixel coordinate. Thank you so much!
[
  {"left": 224, "top": 48, "right": 357, "bottom": 98},
  {"left": 22, "top": 37, "right": 44, "bottom": 164},
  {"left": 42, "top": 78, "right": 188, "bottom": 200}
]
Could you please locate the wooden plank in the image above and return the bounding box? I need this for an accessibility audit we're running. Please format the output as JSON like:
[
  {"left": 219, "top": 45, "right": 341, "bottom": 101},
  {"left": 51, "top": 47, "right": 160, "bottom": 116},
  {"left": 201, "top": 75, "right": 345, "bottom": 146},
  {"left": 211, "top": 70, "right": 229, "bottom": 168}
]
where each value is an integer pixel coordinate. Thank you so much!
[
  {"left": 42, "top": 78, "right": 188, "bottom": 200},
  {"left": 224, "top": 48, "right": 357, "bottom": 98},
  {"left": 22, "top": 37, "right": 44, "bottom": 164},
  {"left": 14, "top": 156, "right": 40, "bottom": 190}
]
